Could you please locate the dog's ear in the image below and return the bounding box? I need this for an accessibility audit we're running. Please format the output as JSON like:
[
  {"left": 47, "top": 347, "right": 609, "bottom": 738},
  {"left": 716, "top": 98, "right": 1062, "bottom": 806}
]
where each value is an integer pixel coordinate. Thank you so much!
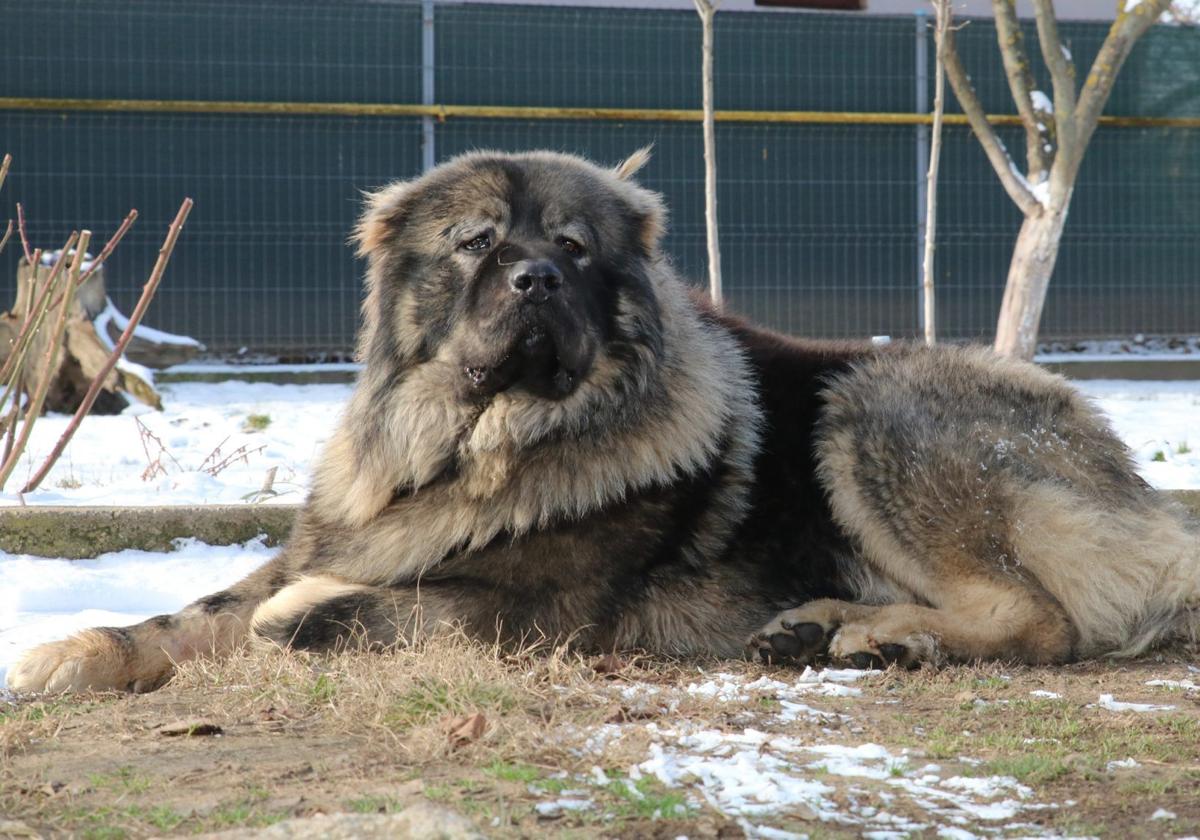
[
  {"left": 613, "top": 145, "right": 653, "bottom": 181},
  {"left": 353, "top": 180, "right": 414, "bottom": 258}
]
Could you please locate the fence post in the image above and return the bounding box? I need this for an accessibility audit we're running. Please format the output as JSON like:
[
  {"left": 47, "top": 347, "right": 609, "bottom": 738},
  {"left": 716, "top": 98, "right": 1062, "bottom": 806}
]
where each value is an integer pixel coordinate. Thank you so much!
[
  {"left": 421, "top": 0, "right": 436, "bottom": 171},
  {"left": 914, "top": 10, "right": 929, "bottom": 336}
]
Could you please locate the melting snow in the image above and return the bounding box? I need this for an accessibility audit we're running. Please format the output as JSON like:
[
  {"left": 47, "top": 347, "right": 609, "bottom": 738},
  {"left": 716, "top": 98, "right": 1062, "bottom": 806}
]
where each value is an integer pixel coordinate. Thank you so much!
[{"left": 1094, "top": 694, "right": 1176, "bottom": 712}]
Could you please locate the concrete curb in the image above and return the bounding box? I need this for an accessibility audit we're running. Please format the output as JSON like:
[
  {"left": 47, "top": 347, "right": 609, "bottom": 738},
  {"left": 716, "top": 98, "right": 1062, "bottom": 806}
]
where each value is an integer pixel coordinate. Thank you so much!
[
  {"left": 0, "top": 505, "right": 298, "bottom": 559},
  {"left": 154, "top": 358, "right": 1200, "bottom": 386},
  {"left": 1, "top": 493, "right": 1198, "bottom": 559}
]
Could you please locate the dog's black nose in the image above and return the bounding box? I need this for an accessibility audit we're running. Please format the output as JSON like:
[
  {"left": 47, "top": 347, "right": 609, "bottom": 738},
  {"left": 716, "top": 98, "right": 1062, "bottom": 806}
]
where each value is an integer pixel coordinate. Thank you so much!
[{"left": 509, "top": 259, "right": 562, "bottom": 304}]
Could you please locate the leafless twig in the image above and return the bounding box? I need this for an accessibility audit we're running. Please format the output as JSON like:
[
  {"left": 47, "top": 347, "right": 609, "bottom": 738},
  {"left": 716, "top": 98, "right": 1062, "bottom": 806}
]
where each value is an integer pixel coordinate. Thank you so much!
[
  {"left": 15, "top": 202, "right": 33, "bottom": 266},
  {"left": 79, "top": 209, "right": 138, "bottom": 284},
  {"left": 135, "top": 415, "right": 183, "bottom": 481},
  {"left": 21, "top": 198, "right": 193, "bottom": 493},
  {"left": 203, "top": 443, "right": 267, "bottom": 478}
]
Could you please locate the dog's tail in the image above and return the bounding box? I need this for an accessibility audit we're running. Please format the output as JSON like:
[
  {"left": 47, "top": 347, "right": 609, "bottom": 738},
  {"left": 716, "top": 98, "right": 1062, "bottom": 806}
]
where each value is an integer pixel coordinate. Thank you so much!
[{"left": 1112, "top": 499, "right": 1200, "bottom": 658}]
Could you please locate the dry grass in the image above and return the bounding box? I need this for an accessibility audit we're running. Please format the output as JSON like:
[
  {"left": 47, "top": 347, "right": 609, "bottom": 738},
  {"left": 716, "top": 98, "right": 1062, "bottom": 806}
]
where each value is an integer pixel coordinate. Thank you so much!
[{"left": 2, "top": 637, "right": 1200, "bottom": 837}]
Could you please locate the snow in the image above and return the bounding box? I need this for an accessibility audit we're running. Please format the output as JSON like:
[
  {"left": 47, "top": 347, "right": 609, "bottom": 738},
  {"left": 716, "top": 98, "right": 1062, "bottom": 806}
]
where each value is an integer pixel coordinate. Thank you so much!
[
  {"left": 0, "top": 537, "right": 274, "bottom": 687},
  {"left": 2, "top": 377, "right": 1194, "bottom": 509},
  {"left": 1030, "top": 90, "right": 1053, "bottom": 114},
  {"left": 1094, "top": 694, "right": 1176, "bottom": 712},
  {"left": 1145, "top": 678, "right": 1198, "bottom": 690},
  {"left": 1028, "top": 689, "right": 1061, "bottom": 698},
  {"left": 40, "top": 249, "right": 97, "bottom": 273},
  {"left": 102, "top": 300, "right": 204, "bottom": 348},
  {"left": 1075, "top": 380, "right": 1200, "bottom": 489},
  {"left": 1124, "top": 0, "right": 1145, "bottom": 11},
  {"left": 0, "top": 380, "right": 353, "bottom": 506}
]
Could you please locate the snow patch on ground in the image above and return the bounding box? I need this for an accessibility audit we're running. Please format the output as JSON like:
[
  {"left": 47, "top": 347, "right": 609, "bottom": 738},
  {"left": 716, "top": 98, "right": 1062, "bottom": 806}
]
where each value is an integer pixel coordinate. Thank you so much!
[
  {"left": 0, "top": 380, "right": 353, "bottom": 506},
  {"left": 1094, "top": 693, "right": 1176, "bottom": 713},
  {"left": 0, "top": 378, "right": 1196, "bottom": 508},
  {"left": 0, "top": 538, "right": 275, "bottom": 688}
]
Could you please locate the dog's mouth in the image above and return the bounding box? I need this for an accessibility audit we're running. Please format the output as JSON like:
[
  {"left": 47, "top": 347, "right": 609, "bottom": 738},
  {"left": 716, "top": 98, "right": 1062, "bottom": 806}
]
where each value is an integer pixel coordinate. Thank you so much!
[{"left": 463, "top": 323, "right": 583, "bottom": 399}]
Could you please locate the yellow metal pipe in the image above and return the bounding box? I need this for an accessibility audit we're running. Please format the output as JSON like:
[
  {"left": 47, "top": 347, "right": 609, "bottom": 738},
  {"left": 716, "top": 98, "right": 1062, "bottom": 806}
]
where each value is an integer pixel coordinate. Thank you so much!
[{"left": 1, "top": 96, "right": 1198, "bottom": 129}]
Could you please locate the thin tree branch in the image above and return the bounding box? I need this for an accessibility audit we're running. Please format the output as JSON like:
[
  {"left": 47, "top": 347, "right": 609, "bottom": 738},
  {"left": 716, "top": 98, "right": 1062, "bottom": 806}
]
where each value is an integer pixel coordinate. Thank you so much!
[
  {"left": 942, "top": 24, "right": 1042, "bottom": 215},
  {"left": 1072, "top": 0, "right": 1170, "bottom": 166},
  {"left": 0, "top": 156, "right": 13, "bottom": 257},
  {"left": 22, "top": 198, "right": 193, "bottom": 494},
  {"left": 15, "top": 202, "right": 33, "bottom": 265},
  {"left": 0, "top": 233, "right": 91, "bottom": 491},
  {"left": 1030, "top": 0, "right": 1078, "bottom": 159},
  {"left": 992, "top": 0, "right": 1054, "bottom": 178},
  {"left": 79, "top": 209, "right": 138, "bottom": 284},
  {"left": 1, "top": 372, "right": 19, "bottom": 466}
]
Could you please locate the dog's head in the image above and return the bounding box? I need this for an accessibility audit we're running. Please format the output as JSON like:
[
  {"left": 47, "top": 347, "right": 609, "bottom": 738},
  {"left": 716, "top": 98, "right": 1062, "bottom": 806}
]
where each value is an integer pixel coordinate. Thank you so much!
[{"left": 354, "top": 148, "right": 666, "bottom": 402}]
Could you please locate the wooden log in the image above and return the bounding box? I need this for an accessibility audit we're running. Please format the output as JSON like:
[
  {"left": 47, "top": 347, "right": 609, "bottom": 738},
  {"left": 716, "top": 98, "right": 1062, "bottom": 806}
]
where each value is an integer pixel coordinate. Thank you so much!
[{"left": 1, "top": 255, "right": 200, "bottom": 414}]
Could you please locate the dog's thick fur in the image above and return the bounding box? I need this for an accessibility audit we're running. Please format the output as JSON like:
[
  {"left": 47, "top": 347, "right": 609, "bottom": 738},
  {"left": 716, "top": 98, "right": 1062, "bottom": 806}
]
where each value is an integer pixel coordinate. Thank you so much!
[{"left": 10, "top": 150, "right": 1200, "bottom": 693}]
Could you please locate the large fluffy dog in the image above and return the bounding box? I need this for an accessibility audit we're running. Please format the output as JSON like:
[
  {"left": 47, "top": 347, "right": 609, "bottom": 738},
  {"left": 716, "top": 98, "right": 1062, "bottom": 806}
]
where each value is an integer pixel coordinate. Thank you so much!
[{"left": 10, "top": 150, "right": 1200, "bottom": 693}]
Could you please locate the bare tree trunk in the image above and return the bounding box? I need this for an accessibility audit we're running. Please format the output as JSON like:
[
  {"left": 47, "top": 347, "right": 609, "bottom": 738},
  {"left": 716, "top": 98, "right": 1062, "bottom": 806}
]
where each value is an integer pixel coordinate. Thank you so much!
[
  {"left": 694, "top": 0, "right": 723, "bottom": 308},
  {"left": 922, "top": 0, "right": 952, "bottom": 347},
  {"left": 941, "top": 0, "right": 1169, "bottom": 360},
  {"left": 993, "top": 203, "right": 1070, "bottom": 359}
]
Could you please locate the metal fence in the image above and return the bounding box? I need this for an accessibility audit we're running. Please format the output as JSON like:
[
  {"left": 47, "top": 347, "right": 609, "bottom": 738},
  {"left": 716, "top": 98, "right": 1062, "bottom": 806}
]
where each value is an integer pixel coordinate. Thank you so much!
[{"left": 1, "top": 0, "right": 1197, "bottom": 355}]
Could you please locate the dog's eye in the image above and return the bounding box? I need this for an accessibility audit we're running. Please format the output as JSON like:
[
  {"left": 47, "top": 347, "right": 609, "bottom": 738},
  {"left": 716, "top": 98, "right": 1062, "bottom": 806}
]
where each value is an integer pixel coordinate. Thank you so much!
[
  {"left": 461, "top": 234, "right": 491, "bottom": 252},
  {"left": 558, "top": 237, "right": 585, "bottom": 257}
]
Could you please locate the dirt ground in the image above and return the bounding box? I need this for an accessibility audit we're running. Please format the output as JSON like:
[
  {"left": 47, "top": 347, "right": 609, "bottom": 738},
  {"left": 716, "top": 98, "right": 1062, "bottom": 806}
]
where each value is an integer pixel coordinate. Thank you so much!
[{"left": 2, "top": 637, "right": 1199, "bottom": 839}]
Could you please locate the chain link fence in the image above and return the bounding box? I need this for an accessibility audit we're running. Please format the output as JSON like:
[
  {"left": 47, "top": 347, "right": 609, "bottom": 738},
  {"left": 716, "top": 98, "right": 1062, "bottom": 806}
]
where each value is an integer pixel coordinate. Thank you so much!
[{"left": 2, "top": 0, "right": 1197, "bottom": 355}]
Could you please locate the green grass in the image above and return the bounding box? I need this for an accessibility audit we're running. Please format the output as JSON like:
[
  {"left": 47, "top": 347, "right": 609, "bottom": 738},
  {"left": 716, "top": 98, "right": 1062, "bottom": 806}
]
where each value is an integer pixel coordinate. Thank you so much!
[
  {"left": 88, "top": 767, "right": 151, "bottom": 795},
  {"left": 601, "top": 775, "right": 691, "bottom": 820},
  {"left": 984, "top": 754, "right": 1071, "bottom": 784},
  {"left": 1152, "top": 450, "right": 1167, "bottom": 462},
  {"left": 384, "top": 676, "right": 518, "bottom": 730},
  {"left": 243, "top": 413, "right": 272, "bottom": 432},
  {"left": 309, "top": 673, "right": 337, "bottom": 703},
  {"left": 485, "top": 761, "right": 541, "bottom": 784},
  {"left": 899, "top": 697, "right": 1200, "bottom": 788},
  {"left": 1178, "top": 441, "right": 1192, "bottom": 455},
  {"left": 347, "top": 795, "right": 404, "bottom": 814}
]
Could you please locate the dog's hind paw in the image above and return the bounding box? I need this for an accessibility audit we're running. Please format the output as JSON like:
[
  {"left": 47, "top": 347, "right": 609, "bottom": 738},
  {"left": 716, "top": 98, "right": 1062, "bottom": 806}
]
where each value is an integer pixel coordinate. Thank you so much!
[
  {"left": 828, "top": 623, "right": 940, "bottom": 670},
  {"left": 7, "top": 629, "right": 157, "bottom": 694}
]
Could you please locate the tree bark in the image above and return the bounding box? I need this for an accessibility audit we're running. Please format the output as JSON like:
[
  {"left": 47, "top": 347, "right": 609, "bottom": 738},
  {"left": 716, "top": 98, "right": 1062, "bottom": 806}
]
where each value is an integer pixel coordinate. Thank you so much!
[{"left": 992, "top": 200, "right": 1070, "bottom": 360}]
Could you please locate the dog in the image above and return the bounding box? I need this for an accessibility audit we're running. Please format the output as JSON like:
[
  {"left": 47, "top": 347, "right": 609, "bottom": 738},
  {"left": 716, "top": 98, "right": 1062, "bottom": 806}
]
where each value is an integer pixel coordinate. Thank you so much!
[{"left": 9, "top": 149, "right": 1199, "bottom": 693}]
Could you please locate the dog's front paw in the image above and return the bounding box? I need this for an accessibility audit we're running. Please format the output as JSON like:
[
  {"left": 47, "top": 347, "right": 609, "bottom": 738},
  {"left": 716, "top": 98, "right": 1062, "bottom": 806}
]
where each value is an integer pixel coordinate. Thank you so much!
[{"left": 7, "top": 629, "right": 148, "bottom": 694}]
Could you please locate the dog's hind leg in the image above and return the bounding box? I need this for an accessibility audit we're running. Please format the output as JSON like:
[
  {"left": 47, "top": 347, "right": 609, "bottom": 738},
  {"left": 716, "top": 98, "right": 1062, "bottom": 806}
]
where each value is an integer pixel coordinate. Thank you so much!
[
  {"left": 7, "top": 556, "right": 290, "bottom": 694},
  {"left": 753, "top": 579, "right": 1077, "bottom": 669}
]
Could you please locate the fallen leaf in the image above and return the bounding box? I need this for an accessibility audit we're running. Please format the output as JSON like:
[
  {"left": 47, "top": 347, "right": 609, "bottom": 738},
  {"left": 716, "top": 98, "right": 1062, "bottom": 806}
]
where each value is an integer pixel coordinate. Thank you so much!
[
  {"left": 156, "top": 718, "right": 223, "bottom": 737},
  {"left": 592, "top": 654, "right": 626, "bottom": 676},
  {"left": 443, "top": 712, "right": 486, "bottom": 748}
]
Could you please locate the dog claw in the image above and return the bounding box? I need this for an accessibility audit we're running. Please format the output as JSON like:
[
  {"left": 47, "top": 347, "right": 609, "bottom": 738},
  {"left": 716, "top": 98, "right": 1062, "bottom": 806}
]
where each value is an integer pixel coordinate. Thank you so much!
[{"left": 848, "top": 652, "right": 884, "bottom": 670}]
